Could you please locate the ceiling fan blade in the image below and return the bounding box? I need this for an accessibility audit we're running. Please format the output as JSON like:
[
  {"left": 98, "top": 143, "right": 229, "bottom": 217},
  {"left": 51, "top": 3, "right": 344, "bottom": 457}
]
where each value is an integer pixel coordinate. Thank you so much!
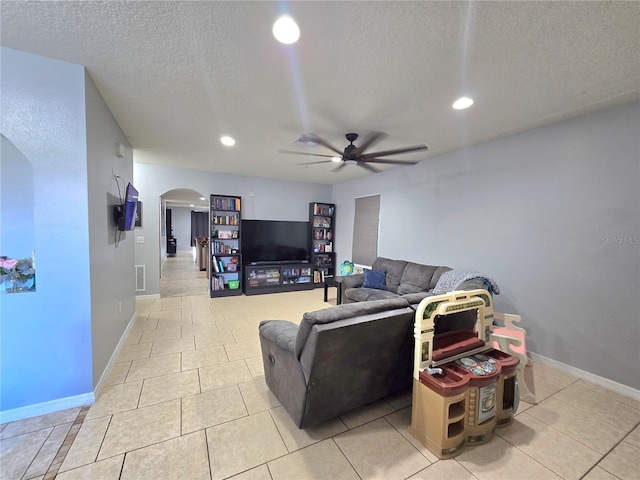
[
  {"left": 331, "top": 162, "right": 347, "bottom": 173},
  {"left": 279, "top": 149, "right": 336, "bottom": 159},
  {"left": 352, "top": 131, "right": 387, "bottom": 156},
  {"left": 358, "top": 162, "right": 381, "bottom": 173},
  {"left": 363, "top": 158, "right": 420, "bottom": 165},
  {"left": 360, "top": 144, "right": 428, "bottom": 159},
  {"left": 298, "top": 160, "right": 334, "bottom": 166},
  {"left": 306, "top": 134, "right": 344, "bottom": 156}
]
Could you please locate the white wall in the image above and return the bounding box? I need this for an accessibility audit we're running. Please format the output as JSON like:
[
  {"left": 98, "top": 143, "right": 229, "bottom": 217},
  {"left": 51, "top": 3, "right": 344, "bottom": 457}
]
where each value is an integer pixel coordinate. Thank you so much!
[
  {"left": 133, "top": 163, "right": 332, "bottom": 295},
  {"left": 1, "top": 48, "right": 93, "bottom": 415},
  {"left": 333, "top": 101, "right": 640, "bottom": 389}
]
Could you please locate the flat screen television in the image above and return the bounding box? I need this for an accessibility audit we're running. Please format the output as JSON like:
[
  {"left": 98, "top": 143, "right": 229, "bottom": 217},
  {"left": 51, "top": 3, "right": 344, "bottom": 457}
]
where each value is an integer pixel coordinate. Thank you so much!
[
  {"left": 117, "top": 183, "right": 139, "bottom": 231},
  {"left": 242, "top": 220, "right": 310, "bottom": 264}
]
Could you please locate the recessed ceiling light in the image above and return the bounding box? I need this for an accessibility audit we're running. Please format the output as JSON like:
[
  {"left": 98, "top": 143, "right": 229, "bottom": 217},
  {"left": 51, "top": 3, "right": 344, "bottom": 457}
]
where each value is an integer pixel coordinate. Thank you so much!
[
  {"left": 189, "top": 204, "right": 195, "bottom": 207},
  {"left": 452, "top": 97, "right": 474, "bottom": 110},
  {"left": 273, "top": 15, "right": 300, "bottom": 44},
  {"left": 200, "top": 197, "right": 206, "bottom": 201},
  {"left": 331, "top": 157, "right": 342, "bottom": 163},
  {"left": 220, "top": 136, "right": 236, "bottom": 146}
]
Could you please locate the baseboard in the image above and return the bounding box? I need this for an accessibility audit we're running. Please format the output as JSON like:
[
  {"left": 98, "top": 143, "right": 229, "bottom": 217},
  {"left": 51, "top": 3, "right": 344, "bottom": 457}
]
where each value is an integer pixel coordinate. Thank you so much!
[
  {"left": 135, "top": 293, "right": 160, "bottom": 299},
  {"left": 93, "top": 311, "right": 138, "bottom": 399},
  {"left": 0, "top": 392, "right": 95, "bottom": 424},
  {"left": 530, "top": 352, "right": 640, "bottom": 400}
]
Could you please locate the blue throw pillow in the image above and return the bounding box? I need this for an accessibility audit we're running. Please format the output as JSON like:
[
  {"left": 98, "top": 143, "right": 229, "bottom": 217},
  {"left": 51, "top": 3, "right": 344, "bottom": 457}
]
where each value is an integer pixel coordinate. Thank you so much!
[{"left": 362, "top": 268, "right": 387, "bottom": 290}]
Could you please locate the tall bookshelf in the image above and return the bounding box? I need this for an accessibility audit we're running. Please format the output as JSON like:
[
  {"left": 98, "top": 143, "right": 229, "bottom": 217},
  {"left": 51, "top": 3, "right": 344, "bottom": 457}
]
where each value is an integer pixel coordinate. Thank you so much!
[
  {"left": 309, "top": 202, "right": 336, "bottom": 286},
  {"left": 209, "top": 194, "right": 242, "bottom": 297}
]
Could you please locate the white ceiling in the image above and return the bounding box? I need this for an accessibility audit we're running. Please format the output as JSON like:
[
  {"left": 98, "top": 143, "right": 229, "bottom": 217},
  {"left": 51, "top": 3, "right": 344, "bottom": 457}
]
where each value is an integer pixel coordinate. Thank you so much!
[{"left": 2, "top": 1, "right": 639, "bottom": 185}]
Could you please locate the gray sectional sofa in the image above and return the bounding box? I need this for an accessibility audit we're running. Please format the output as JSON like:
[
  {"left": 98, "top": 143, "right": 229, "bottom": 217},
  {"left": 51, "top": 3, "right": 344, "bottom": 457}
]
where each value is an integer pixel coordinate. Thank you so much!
[
  {"left": 341, "top": 257, "right": 492, "bottom": 306},
  {"left": 259, "top": 298, "right": 415, "bottom": 428}
]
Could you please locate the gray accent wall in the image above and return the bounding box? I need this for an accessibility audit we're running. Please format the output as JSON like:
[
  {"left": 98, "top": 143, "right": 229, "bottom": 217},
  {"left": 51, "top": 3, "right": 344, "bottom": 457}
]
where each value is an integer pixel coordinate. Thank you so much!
[
  {"left": 85, "top": 71, "right": 136, "bottom": 389},
  {"left": 133, "top": 163, "right": 332, "bottom": 295},
  {"left": 333, "top": 101, "right": 640, "bottom": 389}
]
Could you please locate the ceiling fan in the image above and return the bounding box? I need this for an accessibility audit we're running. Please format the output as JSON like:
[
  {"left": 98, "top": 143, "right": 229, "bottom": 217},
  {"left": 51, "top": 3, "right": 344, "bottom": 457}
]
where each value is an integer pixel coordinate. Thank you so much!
[{"left": 279, "top": 132, "right": 428, "bottom": 173}]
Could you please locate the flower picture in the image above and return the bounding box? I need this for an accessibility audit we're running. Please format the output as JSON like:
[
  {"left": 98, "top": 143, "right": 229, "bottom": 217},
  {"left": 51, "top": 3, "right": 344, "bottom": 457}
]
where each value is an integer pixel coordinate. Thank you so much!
[{"left": 0, "top": 256, "right": 36, "bottom": 292}]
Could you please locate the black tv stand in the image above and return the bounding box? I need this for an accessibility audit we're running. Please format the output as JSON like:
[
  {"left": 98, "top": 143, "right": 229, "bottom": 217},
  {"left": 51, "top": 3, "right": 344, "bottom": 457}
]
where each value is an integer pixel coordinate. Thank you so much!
[
  {"left": 247, "top": 260, "right": 309, "bottom": 266},
  {"left": 243, "top": 262, "right": 313, "bottom": 295}
]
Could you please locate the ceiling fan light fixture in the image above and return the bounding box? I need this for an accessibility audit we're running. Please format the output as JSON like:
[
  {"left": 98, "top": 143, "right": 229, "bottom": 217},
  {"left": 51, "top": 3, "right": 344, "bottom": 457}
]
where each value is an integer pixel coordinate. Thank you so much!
[
  {"left": 331, "top": 156, "right": 342, "bottom": 162},
  {"left": 220, "top": 135, "right": 236, "bottom": 146},
  {"left": 452, "top": 97, "right": 474, "bottom": 110},
  {"left": 273, "top": 16, "right": 300, "bottom": 44}
]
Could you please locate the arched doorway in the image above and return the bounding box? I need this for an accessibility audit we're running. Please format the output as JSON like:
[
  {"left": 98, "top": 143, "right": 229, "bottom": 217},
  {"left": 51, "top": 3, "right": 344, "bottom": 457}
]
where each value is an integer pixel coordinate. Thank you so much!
[{"left": 159, "top": 189, "right": 208, "bottom": 297}]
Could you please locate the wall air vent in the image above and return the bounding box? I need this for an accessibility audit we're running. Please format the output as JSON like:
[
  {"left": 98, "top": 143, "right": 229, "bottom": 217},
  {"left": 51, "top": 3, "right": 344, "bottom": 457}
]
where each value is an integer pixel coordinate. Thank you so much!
[{"left": 135, "top": 265, "right": 146, "bottom": 292}]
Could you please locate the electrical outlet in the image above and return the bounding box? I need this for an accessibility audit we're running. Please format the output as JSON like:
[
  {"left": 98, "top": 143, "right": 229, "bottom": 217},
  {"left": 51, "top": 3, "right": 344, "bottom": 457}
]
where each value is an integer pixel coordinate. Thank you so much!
[
  {"left": 137, "top": 237, "right": 145, "bottom": 244},
  {"left": 118, "top": 301, "right": 122, "bottom": 313}
]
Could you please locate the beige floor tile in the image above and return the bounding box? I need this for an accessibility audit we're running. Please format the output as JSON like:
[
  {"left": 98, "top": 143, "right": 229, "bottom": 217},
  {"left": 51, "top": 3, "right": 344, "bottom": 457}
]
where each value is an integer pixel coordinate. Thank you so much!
[
  {"left": 104, "top": 361, "right": 131, "bottom": 386},
  {"left": 139, "top": 369, "right": 200, "bottom": 407},
  {"left": 575, "top": 379, "right": 640, "bottom": 411},
  {"left": 181, "top": 321, "right": 219, "bottom": 337},
  {"left": 529, "top": 361, "right": 580, "bottom": 388},
  {"left": 181, "top": 385, "right": 248, "bottom": 434},
  {"left": 245, "top": 355, "right": 265, "bottom": 378},
  {"left": 339, "top": 399, "right": 395, "bottom": 429},
  {"left": 59, "top": 416, "right": 111, "bottom": 473},
  {"left": 182, "top": 306, "right": 214, "bottom": 317},
  {"left": 408, "top": 459, "right": 478, "bottom": 480},
  {"left": 525, "top": 374, "right": 571, "bottom": 402},
  {"left": 498, "top": 412, "right": 601, "bottom": 480},
  {"left": 23, "top": 422, "right": 72, "bottom": 478},
  {"left": 199, "top": 359, "right": 253, "bottom": 391},
  {"left": 86, "top": 381, "right": 143, "bottom": 420},
  {"left": 526, "top": 396, "right": 628, "bottom": 453},
  {"left": 0, "top": 428, "right": 51, "bottom": 480},
  {"left": 268, "top": 438, "right": 359, "bottom": 480},
  {"left": 334, "top": 417, "right": 430, "bottom": 479},
  {"left": 216, "top": 317, "right": 251, "bottom": 332},
  {"left": 625, "top": 423, "right": 640, "bottom": 448},
  {"left": 1, "top": 407, "right": 80, "bottom": 439},
  {"left": 553, "top": 381, "right": 640, "bottom": 431},
  {"left": 195, "top": 330, "right": 236, "bottom": 349},
  {"left": 269, "top": 406, "right": 347, "bottom": 453},
  {"left": 150, "top": 336, "right": 195, "bottom": 356},
  {"left": 238, "top": 378, "right": 281, "bottom": 414},
  {"left": 126, "top": 353, "right": 181, "bottom": 382},
  {"left": 192, "top": 311, "right": 225, "bottom": 323},
  {"left": 227, "top": 464, "right": 272, "bottom": 480},
  {"left": 582, "top": 466, "right": 622, "bottom": 480},
  {"left": 139, "top": 326, "right": 181, "bottom": 343},
  {"left": 123, "top": 330, "right": 143, "bottom": 345},
  {"left": 156, "top": 316, "right": 194, "bottom": 329},
  {"left": 206, "top": 411, "right": 288, "bottom": 480},
  {"left": 117, "top": 342, "right": 152, "bottom": 362},
  {"left": 182, "top": 345, "right": 228, "bottom": 370},
  {"left": 456, "top": 435, "right": 561, "bottom": 480},
  {"left": 129, "top": 317, "right": 159, "bottom": 332},
  {"left": 225, "top": 340, "right": 262, "bottom": 361},
  {"left": 121, "top": 431, "right": 210, "bottom": 480},
  {"left": 385, "top": 406, "right": 439, "bottom": 463},
  {"left": 597, "top": 440, "right": 640, "bottom": 479},
  {"left": 231, "top": 325, "right": 260, "bottom": 342},
  {"left": 97, "top": 399, "right": 181, "bottom": 459},
  {"left": 56, "top": 455, "right": 124, "bottom": 480}
]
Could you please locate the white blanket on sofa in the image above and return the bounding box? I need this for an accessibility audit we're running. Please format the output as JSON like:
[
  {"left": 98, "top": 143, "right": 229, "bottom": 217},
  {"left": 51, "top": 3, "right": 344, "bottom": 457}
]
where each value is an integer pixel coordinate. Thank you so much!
[{"left": 433, "top": 269, "right": 501, "bottom": 295}]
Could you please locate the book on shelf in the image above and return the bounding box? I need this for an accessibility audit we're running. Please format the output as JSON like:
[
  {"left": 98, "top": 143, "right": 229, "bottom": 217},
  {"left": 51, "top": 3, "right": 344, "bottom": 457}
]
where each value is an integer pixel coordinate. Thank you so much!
[{"left": 212, "top": 256, "right": 219, "bottom": 273}]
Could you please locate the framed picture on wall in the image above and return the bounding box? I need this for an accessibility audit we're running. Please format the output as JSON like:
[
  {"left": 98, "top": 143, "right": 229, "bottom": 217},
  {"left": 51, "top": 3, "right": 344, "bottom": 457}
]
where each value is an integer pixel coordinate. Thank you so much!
[{"left": 135, "top": 201, "right": 143, "bottom": 227}]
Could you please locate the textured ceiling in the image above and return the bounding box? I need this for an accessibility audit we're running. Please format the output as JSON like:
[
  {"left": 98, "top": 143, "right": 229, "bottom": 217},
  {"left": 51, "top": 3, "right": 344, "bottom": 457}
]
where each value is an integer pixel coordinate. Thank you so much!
[{"left": 2, "top": 1, "right": 639, "bottom": 184}]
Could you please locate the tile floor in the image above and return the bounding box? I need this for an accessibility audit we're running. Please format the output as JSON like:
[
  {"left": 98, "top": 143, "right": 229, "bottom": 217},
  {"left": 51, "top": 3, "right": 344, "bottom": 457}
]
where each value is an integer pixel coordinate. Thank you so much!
[{"left": 2, "top": 251, "right": 639, "bottom": 480}]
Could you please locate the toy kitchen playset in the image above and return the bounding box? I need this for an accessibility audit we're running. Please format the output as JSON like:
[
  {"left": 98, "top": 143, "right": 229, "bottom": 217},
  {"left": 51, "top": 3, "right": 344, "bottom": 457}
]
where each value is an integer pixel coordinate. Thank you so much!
[{"left": 410, "top": 289, "right": 521, "bottom": 459}]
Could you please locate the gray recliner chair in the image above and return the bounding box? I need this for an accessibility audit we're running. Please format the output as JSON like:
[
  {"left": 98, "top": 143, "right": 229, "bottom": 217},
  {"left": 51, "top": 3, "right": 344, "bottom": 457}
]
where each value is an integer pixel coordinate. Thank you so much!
[{"left": 259, "top": 298, "right": 415, "bottom": 428}]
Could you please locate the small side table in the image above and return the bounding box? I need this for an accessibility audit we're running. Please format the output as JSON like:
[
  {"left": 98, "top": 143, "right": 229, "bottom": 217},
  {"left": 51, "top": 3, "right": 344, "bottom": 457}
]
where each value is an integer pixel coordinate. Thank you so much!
[{"left": 323, "top": 276, "right": 343, "bottom": 304}]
